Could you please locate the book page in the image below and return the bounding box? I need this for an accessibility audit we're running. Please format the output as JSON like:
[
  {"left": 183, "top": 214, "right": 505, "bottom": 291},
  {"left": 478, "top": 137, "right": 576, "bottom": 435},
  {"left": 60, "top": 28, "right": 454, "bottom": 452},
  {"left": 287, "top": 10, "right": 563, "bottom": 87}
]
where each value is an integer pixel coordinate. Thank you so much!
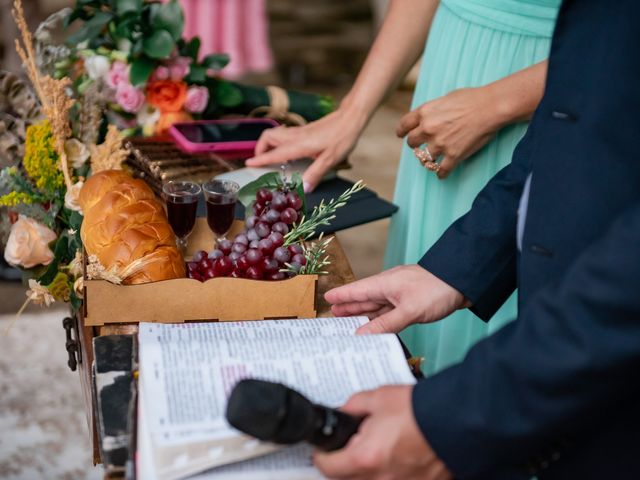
[{"left": 138, "top": 317, "right": 415, "bottom": 480}]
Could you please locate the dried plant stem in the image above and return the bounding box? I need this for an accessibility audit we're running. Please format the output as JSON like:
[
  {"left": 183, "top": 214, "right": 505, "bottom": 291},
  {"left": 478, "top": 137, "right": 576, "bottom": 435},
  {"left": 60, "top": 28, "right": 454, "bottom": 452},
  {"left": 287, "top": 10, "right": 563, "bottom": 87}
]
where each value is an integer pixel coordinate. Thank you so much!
[{"left": 12, "top": 0, "right": 74, "bottom": 190}]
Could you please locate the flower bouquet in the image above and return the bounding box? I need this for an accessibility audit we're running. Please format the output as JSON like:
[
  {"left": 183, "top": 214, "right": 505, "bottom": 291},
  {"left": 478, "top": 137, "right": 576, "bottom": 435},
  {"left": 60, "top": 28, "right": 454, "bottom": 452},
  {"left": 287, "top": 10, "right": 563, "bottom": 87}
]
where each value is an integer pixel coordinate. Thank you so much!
[
  {"left": 0, "top": 1, "right": 132, "bottom": 323},
  {"left": 50, "top": 0, "right": 334, "bottom": 137}
]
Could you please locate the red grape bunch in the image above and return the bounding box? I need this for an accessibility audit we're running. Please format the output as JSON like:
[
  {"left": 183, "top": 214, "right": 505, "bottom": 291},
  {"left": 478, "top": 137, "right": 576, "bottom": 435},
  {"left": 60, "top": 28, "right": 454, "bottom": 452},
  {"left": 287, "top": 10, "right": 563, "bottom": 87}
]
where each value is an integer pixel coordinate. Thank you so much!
[{"left": 187, "top": 187, "right": 307, "bottom": 281}]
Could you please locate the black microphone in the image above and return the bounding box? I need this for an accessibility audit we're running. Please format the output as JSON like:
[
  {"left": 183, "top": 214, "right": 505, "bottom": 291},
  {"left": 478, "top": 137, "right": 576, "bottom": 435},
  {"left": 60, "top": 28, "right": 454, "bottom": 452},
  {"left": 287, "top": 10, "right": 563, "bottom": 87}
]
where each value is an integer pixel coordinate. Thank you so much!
[{"left": 226, "top": 379, "right": 363, "bottom": 451}]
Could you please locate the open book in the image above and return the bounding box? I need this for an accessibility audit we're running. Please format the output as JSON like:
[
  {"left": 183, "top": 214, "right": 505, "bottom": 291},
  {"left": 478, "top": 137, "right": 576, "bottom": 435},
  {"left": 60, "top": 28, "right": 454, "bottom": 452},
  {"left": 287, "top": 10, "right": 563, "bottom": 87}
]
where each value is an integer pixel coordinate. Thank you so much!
[{"left": 137, "top": 317, "right": 417, "bottom": 480}]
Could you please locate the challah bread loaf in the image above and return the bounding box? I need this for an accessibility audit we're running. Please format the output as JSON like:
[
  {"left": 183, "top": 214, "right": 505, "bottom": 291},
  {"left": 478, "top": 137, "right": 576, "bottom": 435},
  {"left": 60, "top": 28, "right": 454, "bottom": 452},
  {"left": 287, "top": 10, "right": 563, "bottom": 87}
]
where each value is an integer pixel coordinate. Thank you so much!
[{"left": 79, "top": 170, "right": 186, "bottom": 284}]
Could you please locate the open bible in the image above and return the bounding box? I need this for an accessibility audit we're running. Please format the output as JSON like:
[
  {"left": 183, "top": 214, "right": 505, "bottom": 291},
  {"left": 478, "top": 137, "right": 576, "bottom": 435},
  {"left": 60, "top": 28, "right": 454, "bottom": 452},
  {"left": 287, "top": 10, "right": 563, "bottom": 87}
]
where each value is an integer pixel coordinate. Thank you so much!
[{"left": 137, "top": 317, "right": 417, "bottom": 480}]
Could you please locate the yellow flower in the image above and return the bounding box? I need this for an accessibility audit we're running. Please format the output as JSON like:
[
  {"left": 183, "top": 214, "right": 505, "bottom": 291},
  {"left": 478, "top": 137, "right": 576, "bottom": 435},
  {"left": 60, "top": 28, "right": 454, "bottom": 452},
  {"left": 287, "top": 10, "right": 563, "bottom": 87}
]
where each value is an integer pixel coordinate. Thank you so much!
[
  {"left": 23, "top": 120, "right": 65, "bottom": 193},
  {"left": 0, "top": 191, "right": 34, "bottom": 207}
]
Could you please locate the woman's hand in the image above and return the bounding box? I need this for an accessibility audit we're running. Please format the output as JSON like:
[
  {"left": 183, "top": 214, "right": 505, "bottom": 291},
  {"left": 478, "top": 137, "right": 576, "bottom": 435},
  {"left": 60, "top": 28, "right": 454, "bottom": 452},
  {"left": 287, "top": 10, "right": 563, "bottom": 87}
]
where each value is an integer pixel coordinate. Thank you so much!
[
  {"left": 397, "top": 85, "right": 508, "bottom": 179},
  {"left": 246, "top": 107, "right": 367, "bottom": 192}
]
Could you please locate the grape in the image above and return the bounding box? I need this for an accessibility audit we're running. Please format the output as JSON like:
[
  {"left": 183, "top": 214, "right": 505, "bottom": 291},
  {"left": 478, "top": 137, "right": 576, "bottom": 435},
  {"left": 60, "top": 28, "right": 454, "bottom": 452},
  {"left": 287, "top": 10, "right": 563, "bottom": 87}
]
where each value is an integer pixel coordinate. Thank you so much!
[
  {"left": 218, "top": 239, "right": 233, "bottom": 255},
  {"left": 257, "top": 238, "right": 275, "bottom": 256},
  {"left": 286, "top": 192, "right": 302, "bottom": 210},
  {"left": 263, "top": 209, "right": 281, "bottom": 224},
  {"left": 215, "top": 256, "right": 233, "bottom": 276},
  {"left": 234, "top": 233, "right": 249, "bottom": 245},
  {"left": 246, "top": 215, "right": 259, "bottom": 229},
  {"left": 280, "top": 207, "right": 298, "bottom": 224},
  {"left": 288, "top": 243, "right": 303, "bottom": 255},
  {"left": 204, "top": 267, "right": 215, "bottom": 279},
  {"left": 232, "top": 242, "right": 247, "bottom": 254},
  {"left": 262, "top": 257, "right": 279, "bottom": 273},
  {"left": 245, "top": 265, "right": 264, "bottom": 280},
  {"left": 187, "top": 261, "right": 199, "bottom": 273},
  {"left": 256, "top": 188, "right": 273, "bottom": 204},
  {"left": 273, "top": 246, "right": 291, "bottom": 263},
  {"left": 247, "top": 228, "right": 260, "bottom": 242},
  {"left": 249, "top": 239, "right": 260, "bottom": 249},
  {"left": 193, "top": 250, "right": 208, "bottom": 263},
  {"left": 271, "top": 222, "right": 289, "bottom": 235},
  {"left": 245, "top": 248, "right": 264, "bottom": 265},
  {"left": 270, "top": 192, "right": 287, "bottom": 211},
  {"left": 198, "top": 258, "right": 210, "bottom": 272},
  {"left": 255, "top": 222, "right": 271, "bottom": 238},
  {"left": 266, "top": 272, "right": 286, "bottom": 281},
  {"left": 231, "top": 269, "right": 245, "bottom": 278},
  {"left": 191, "top": 272, "right": 203, "bottom": 282},
  {"left": 208, "top": 249, "right": 223, "bottom": 260},
  {"left": 288, "top": 261, "right": 302, "bottom": 273},
  {"left": 292, "top": 253, "right": 307, "bottom": 266},
  {"left": 229, "top": 251, "right": 242, "bottom": 262},
  {"left": 268, "top": 231, "right": 284, "bottom": 248},
  {"left": 253, "top": 202, "right": 265, "bottom": 216},
  {"left": 236, "top": 255, "right": 251, "bottom": 271}
]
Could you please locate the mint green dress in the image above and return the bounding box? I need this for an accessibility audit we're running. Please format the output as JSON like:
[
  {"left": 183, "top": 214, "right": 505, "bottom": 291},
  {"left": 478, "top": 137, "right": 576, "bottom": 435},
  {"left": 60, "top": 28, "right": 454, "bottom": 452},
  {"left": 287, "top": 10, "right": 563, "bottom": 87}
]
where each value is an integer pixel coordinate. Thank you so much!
[{"left": 384, "top": 0, "right": 560, "bottom": 376}]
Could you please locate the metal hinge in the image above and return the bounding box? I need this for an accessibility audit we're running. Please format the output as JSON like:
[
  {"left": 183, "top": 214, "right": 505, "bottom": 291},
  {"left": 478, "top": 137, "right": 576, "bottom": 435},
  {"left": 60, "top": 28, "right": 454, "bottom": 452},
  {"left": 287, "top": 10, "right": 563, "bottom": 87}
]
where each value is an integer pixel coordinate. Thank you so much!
[{"left": 62, "top": 316, "right": 79, "bottom": 371}]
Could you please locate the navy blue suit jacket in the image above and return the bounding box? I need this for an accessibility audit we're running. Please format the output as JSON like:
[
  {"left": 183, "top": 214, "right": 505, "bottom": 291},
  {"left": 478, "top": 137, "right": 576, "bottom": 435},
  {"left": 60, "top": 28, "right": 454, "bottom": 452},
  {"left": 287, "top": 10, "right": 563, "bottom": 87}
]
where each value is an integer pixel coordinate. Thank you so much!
[{"left": 412, "top": 1, "right": 640, "bottom": 478}]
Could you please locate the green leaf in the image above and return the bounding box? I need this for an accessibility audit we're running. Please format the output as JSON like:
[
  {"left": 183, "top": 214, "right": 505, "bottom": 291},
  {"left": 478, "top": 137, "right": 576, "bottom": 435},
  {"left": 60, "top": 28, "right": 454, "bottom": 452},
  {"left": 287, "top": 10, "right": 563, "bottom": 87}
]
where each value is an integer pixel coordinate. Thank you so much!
[
  {"left": 143, "top": 29, "right": 174, "bottom": 59},
  {"left": 38, "top": 235, "right": 70, "bottom": 285},
  {"left": 69, "top": 290, "right": 82, "bottom": 312},
  {"left": 115, "top": 0, "right": 142, "bottom": 14},
  {"left": 66, "top": 11, "right": 114, "bottom": 45},
  {"left": 201, "top": 53, "right": 229, "bottom": 70},
  {"left": 237, "top": 172, "right": 284, "bottom": 210},
  {"left": 129, "top": 56, "right": 155, "bottom": 85},
  {"left": 214, "top": 80, "right": 243, "bottom": 107},
  {"left": 186, "top": 64, "right": 207, "bottom": 84},
  {"left": 68, "top": 211, "right": 84, "bottom": 231},
  {"left": 183, "top": 37, "right": 200, "bottom": 60},
  {"left": 150, "top": 0, "right": 184, "bottom": 41}
]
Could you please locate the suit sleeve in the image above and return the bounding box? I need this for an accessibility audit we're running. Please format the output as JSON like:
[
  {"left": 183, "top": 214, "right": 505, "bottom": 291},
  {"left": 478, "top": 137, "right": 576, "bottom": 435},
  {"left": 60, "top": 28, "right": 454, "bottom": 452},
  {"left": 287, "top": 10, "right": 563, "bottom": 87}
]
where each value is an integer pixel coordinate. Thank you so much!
[
  {"left": 418, "top": 125, "right": 536, "bottom": 321},
  {"left": 412, "top": 202, "right": 640, "bottom": 479}
]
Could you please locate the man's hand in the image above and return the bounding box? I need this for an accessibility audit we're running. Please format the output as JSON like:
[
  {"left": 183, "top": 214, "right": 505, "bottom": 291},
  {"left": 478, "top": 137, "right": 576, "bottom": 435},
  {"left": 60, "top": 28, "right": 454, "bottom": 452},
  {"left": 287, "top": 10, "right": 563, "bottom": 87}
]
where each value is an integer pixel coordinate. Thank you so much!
[
  {"left": 325, "top": 265, "right": 469, "bottom": 334},
  {"left": 313, "top": 385, "right": 453, "bottom": 480}
]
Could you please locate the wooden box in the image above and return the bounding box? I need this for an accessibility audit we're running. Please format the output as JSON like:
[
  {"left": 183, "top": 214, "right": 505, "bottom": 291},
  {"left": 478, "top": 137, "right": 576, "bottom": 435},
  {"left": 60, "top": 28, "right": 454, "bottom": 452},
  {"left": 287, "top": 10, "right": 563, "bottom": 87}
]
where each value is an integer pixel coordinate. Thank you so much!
[{"left": 83, "top": 218, "right": 317, "bottom": 326}]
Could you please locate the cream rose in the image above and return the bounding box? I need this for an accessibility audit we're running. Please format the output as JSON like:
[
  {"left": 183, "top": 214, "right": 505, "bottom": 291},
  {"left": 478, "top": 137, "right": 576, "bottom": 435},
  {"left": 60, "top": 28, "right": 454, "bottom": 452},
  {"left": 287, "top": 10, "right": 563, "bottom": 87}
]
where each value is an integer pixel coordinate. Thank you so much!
[
  {"left": 84, "top": 55, "right": 110, "bottom": 81},
  {"left": 4, "top": 215, "right": 57, "bottom": 269},
  {"left": 64, "top": 139, "right": 90, "bottom": 169},
  {"left": 64, "top": 180, "right": 84, "bottom": 213}
]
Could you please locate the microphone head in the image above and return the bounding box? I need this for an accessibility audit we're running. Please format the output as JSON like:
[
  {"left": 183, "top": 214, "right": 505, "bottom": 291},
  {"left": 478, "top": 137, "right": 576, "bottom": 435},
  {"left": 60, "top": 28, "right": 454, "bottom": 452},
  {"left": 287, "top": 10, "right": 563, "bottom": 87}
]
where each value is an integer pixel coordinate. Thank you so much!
[{"left": 226, "top": 379, "right": 316, "bottom": 444}]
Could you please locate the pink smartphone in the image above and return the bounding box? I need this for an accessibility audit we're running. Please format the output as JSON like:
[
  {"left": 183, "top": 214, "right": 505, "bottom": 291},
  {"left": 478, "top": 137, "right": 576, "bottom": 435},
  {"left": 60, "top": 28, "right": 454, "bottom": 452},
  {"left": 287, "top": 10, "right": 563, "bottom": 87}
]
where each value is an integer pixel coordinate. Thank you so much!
[{"left": 169, "top": 118, "right": 279, "bottom": 154}]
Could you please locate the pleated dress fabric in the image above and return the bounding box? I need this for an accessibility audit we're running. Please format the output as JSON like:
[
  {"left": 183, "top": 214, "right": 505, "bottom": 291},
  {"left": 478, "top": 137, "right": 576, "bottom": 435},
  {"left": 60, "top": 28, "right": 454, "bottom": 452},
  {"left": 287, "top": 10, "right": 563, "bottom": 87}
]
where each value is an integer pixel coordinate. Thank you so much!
[{"left": 385, "top": 0, "right": 560, "bottom": 376}]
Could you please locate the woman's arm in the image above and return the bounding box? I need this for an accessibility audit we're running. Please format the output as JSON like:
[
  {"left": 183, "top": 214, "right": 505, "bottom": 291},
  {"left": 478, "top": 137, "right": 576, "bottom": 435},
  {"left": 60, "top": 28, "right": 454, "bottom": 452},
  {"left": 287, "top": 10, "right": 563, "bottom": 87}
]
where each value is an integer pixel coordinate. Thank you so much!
[
  {"left": 247, "top": 0, "right": 440, "bottom": 191},
  {"left": 398, "top": 61, "right": 548, "bottom": 179}
]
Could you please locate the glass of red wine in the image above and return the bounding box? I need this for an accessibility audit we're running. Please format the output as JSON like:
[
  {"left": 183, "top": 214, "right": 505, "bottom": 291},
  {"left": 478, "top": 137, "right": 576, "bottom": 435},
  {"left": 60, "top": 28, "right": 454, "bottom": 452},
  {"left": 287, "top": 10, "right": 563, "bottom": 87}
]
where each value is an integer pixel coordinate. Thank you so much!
[
  {"left": 162, "top": 180, "right": 201, "bottom": 251},
  {"left": 203, "top": 179, "right": 240, "bottom": 240}
]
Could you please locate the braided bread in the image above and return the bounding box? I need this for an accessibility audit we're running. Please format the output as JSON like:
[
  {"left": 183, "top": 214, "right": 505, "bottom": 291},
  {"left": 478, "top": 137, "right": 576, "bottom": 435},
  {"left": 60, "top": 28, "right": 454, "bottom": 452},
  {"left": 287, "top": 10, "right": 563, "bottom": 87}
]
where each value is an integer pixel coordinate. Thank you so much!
[{"left": 79, "top": 170, "right": 186, "bottom": 284}]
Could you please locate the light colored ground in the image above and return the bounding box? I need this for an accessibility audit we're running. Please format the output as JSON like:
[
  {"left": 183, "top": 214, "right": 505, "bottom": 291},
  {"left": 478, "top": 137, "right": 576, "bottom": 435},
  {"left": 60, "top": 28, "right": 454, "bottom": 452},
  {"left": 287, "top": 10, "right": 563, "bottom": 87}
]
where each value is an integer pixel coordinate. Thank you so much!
[{"left": 0, "top": 90, "right": 412, "bottom": 478}]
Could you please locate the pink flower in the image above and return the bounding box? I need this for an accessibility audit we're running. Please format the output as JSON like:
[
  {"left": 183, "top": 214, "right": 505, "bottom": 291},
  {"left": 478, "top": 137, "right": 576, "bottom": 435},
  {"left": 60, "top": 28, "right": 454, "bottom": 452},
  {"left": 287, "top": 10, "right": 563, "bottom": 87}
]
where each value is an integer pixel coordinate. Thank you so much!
[
  {"left": 150, "top": 65, "right": 170, "bottom": 81},
  {"left": 169, "top": 57, "right": 191, "bottom": 80},
  {"left": 184, "top": 86, "right": 209, "bottom": 113},
  {"left": 107, "top": 61, "right": 130, "bottom": 89},
  {"left": 116, "top": 82, "right": 145, "bottom": 113}
]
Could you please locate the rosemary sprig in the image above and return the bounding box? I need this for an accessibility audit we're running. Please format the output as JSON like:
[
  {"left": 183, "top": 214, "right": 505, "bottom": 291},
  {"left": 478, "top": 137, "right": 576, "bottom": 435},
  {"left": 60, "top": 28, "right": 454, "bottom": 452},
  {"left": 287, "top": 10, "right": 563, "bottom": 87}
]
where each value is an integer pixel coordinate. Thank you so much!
[
  {"left": 283, "top": 180, "right": 365, "bottom": 245},
  {"left": 281, "top": 234, "right": 334, "bottom": 276}
]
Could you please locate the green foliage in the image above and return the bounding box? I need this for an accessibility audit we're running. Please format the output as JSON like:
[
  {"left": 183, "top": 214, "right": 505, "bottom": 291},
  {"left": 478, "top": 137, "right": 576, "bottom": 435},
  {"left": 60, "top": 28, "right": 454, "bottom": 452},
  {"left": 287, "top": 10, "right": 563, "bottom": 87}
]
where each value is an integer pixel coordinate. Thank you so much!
[
  {"left": 213, "top": 80, "right": 243, "bottom": 107},
  {"left": 149, "top": 0, "right": 184, "bottom": 41},
  {"left": 142, "top": 29, "right": 174, "bottom": 59},
  {"left": 129, "top": 56, "right": 155, "bottom": 85}
]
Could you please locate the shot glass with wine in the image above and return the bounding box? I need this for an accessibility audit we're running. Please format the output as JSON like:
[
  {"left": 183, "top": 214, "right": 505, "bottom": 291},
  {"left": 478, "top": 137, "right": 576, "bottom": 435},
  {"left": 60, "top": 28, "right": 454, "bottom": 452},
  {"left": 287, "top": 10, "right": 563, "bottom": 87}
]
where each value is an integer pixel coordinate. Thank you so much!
[
  {"left": 203, "top": 179, "right": 240, "bottom": 240},
  {"left": 162, "top": 181, "right": 201, "bottom": 251}
]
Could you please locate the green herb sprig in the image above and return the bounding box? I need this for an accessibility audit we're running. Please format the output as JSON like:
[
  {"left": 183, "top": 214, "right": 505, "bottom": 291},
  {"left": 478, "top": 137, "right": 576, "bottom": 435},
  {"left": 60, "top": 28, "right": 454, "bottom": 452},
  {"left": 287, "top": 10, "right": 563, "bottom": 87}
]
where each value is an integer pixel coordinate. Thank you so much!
[
  {"left": 283, "top": 180, "right": 365, "bottom": 246},
  {"left": 281, "top": 234, "right": 333, "bottom": 276}
]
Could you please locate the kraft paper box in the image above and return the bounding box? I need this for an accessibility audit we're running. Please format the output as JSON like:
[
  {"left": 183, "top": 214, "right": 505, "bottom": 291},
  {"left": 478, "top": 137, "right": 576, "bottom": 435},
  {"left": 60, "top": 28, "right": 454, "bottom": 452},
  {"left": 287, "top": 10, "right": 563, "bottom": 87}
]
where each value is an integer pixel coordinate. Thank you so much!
[{"left": 83, "top": 218, "right": 317, "bottom": 326}]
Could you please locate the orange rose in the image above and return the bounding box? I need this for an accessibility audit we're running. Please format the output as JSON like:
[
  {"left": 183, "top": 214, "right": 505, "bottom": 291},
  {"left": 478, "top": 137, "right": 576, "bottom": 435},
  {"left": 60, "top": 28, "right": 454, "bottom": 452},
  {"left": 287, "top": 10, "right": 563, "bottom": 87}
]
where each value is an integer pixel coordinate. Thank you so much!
[
  {"left": 155, "top": 111, "right": 193, "bottom": 136},
  {"left": 146, "top": 80, "right": 188, "bottom": 113}
]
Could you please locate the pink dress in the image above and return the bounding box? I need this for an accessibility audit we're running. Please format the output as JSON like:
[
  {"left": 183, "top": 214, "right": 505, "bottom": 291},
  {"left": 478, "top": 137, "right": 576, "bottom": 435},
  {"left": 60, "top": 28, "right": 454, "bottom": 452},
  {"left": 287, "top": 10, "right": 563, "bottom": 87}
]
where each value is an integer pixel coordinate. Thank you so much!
[{"left": 180, "top": 0, "right": 274, "bottom": 79}]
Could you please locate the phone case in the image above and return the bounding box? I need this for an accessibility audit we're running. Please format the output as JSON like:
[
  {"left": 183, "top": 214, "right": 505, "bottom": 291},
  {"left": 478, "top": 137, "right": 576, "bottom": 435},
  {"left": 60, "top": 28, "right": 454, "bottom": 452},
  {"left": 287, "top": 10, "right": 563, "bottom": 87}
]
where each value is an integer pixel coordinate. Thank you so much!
[{"left": 169, "top": 118, "right": 279, "bottom": 154}]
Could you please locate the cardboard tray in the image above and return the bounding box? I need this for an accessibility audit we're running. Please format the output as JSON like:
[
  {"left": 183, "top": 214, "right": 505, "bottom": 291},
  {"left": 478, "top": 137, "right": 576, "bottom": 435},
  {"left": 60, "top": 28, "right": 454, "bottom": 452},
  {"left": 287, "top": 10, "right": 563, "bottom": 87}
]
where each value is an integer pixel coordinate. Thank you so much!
[{"left": 83, "top": 218, "right": 317, "bottom": 326}]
